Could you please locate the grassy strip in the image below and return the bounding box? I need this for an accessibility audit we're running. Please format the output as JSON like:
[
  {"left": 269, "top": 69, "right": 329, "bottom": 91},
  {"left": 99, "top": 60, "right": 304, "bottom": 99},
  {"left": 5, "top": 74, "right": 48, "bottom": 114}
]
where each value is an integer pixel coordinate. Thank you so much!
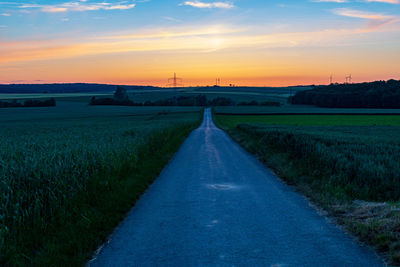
[
  {"left": 2, "top": 122, "right": 199, "bottom": 266},
  {"left": 213, "top": 115, "right": 400, "bottom": 265}
]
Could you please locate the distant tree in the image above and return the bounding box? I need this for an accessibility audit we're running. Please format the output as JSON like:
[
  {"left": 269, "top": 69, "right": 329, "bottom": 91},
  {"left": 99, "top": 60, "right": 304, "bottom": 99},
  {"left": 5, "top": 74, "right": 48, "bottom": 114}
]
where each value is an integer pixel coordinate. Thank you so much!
[
  {"left": 0, "top": 98, "right": 55, "bottom": 108},
  {"left": 90, "top": 96, "right": 96, "bottom": 105},
  {"left": 177, "top": 96, "right": 196, "bottom": 106},
  {"left": 291, "top": 79, "right": 400, "bottom": 108},
  {"left": 195, "top": 95, "right": 207, "bottom": 106},
  {"left": 260, "top": 101, "right": 281, "bottom": 107},
  {"left": 114, "top": 86, "right": 129, "bottom": 101},
  {"left": 209, "top": 97, "right": 234, "bottom": 106},
  {"left": 144, "top": 100, "right": 153, "bottom": 106},
  {"left": 24, "top": 98, "right": 56, "bottom": 107}
]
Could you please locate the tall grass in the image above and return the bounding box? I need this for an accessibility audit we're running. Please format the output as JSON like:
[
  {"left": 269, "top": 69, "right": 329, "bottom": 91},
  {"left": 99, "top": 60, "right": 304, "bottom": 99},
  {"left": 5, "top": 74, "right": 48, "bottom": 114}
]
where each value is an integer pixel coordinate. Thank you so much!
[
  {"left": 0, "top": 110, "right": 201, "bottom": 266},
  {"left": 233, "top": 124, "right": 400, "bottom": 201},
  {"left": 215, "top": 116, "right": 400, "bottom": 264}
]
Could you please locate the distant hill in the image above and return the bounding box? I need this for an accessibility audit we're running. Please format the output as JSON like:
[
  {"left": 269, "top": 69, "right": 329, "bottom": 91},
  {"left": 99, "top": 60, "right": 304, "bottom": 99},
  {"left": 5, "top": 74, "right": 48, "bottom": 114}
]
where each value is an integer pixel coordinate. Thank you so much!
[
  {"left": 291, "top": 79, "right": 400, "bottom": 108},
  {"left": 0, "top": 83, "right": 158, "bottom": 94}
]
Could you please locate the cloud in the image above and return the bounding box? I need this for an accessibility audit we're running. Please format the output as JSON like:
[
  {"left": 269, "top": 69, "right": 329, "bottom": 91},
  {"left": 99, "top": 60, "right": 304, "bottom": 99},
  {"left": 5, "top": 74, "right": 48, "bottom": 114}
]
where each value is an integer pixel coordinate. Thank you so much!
[
  {"left": 311, "top": 0, "right": 348, "bottom": 2},
  {"left": 19, "top": 1, "right": 136, "bottom": 13},
  {"left": 333, "top": 8, "right": 397, "bottom": 29},
  {"left": 312, "top": 0, "right": 399, "bottom": 3},
  {"left": 162, "top": 16, "right": 182, "bottom": 22},
  {"left": 333, "top": 8, "right": 393, "bottom": 20},
  {"left": 1, "top": 22, "right": 399, "bottom": 64},
  {"left": 364, "top": 0, "right": 399, "bottom": 3},
  {"left": 182, "top": 1, "right": 234, "bottom": 9},
  {"left": 0, "top": 13, "right": 11, "bottom": 16},
  {"left": 99, "top": 25, "right": 243, "bottom": 39}
]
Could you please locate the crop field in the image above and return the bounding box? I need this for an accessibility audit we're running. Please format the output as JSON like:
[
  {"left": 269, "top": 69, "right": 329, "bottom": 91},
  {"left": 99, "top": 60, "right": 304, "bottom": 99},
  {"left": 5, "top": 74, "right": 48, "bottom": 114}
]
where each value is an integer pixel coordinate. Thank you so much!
[
  {"left": 215, "top": 112, "right": 400, "bottom": 264},
  {"left": 0, "top": 103, "right": 202, "bottom": 266},
  {"left": 0, "top": 101, "right": 200, "bottom": 122},
  {"left": 214, "top": 105, "right": 400, "bottom": 114},
  {"left": 216, "top": 114, "right": 400, "bottom": 128}
]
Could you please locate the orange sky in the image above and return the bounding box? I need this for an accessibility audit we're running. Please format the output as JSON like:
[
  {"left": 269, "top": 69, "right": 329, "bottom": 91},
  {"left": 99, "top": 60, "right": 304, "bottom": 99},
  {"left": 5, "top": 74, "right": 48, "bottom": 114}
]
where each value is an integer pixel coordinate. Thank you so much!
[{"left": 0, "top": 1, "right": 399, "bottom": 86}]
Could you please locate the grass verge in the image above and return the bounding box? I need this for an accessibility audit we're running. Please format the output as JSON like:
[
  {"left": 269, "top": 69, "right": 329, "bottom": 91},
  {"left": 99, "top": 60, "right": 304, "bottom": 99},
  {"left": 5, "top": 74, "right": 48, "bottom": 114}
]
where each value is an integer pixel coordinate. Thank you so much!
[
  {"left": 214, "top": 113, "right": 400, "bottom": 266},
  {"left": 1, "top": 121, "right": 200, "bottom": 266}
]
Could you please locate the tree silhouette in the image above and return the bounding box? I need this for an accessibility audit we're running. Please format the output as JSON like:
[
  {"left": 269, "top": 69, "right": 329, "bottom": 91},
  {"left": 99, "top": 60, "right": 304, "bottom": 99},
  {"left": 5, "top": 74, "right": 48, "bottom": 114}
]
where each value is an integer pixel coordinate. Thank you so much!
[{"left": 114, "top": 86, "right": 129, "bottom": 101}]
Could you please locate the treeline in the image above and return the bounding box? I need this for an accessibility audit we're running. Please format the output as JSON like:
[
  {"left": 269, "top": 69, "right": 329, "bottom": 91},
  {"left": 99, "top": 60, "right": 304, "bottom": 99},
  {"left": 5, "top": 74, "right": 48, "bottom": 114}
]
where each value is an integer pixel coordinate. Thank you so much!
[
  {"left": 90, "top": 86, "right": 282, "bottom": 107},
  {"left": 0, "top": 98, "right": 56, "bottom": 108},
  {"left": 0, "top": 83, "right": 156, "bottom": 94},
  {"left": 90, "top": 95, "right": 282, "bottom": 107},
  {"left": 89, "top": 97, "right": 142, "bottom": 106},
  {"left": 238, "top": 100, "right": 281, "bottom": 107},
  {"left": 90, "top": 95, "right": 232, "bottom": 106},
  {"left": 291, "top": 79, "right": 400, "bottom": 108}
]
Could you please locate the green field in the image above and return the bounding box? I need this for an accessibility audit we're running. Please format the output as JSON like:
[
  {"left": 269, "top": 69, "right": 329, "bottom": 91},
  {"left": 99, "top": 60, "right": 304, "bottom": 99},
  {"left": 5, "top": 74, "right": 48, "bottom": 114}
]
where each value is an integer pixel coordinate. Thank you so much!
[
  {"left": 215, "top": 112, "right": 400, "bottom": 264},
  {"left": 0, "top": 103, "right": 202, "bottom": 266},
  {"left": 214, "top": 105, "right": 400, "bottom": 114},
  {"left": 217, "top": 114, "right": 400, "bottom": 128},
  {"left": 3, "top": 86, "right": 400, "bottom": 265},
  {"left": 0, "top": 101, "right": 200, "bottom": 122}
]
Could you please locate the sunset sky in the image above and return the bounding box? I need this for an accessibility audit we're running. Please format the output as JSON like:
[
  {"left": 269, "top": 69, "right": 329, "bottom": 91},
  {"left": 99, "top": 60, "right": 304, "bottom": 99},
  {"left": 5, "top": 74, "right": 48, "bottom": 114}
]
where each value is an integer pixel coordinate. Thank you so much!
[{"left": 0, "top": 0, "right": 399, "bottom": 86}]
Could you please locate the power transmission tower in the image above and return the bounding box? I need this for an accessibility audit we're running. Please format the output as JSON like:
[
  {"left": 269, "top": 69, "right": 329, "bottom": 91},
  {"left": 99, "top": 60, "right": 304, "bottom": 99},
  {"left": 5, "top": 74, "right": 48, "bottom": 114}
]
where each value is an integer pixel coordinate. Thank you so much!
[{"left": 167, "top": 73, "right": 183, "bottom": 87}]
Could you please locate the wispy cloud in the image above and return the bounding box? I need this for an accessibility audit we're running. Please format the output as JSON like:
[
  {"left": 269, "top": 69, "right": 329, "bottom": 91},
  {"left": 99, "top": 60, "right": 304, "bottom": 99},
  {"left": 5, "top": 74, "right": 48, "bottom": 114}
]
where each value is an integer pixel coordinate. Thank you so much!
[
  {"left": 162, "top": 16, "right": 182, "bottom": 22},
  {"left": 311, "top": 0, "right": 348, "bottom": 3},
  {"left": 333, "top": 8, "right": 392, "bottom": 20},
  {"left": 182, "top": 1, "right": 234, "bottom": 9},
  {"left": 19, "top": 1, "right": 136, "bottom": 13},
  {"left": 364, "top": 0, "right": 399, "bottom": 3},
  {"left": 333, "top": 8, "right": 397, "bottom": 29},
  {"left": 1, "top": 21, "right": 398, "bottom": 64},
  {"left": 0, "top": 13, "right": 11, "bottom": 16},
  {"left": 312, "top": 0, "right": 399, "bottom": 3},
  {"left": 97, "top": 25, "right": 243, "bottom": 40}
]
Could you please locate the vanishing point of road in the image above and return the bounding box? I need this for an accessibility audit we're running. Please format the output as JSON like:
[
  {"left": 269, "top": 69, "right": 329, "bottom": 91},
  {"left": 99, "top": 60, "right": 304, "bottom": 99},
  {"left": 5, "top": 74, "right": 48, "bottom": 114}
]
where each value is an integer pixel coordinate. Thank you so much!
[{"left": 90, "top": 109, "right": 384, "bottom": 267}]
